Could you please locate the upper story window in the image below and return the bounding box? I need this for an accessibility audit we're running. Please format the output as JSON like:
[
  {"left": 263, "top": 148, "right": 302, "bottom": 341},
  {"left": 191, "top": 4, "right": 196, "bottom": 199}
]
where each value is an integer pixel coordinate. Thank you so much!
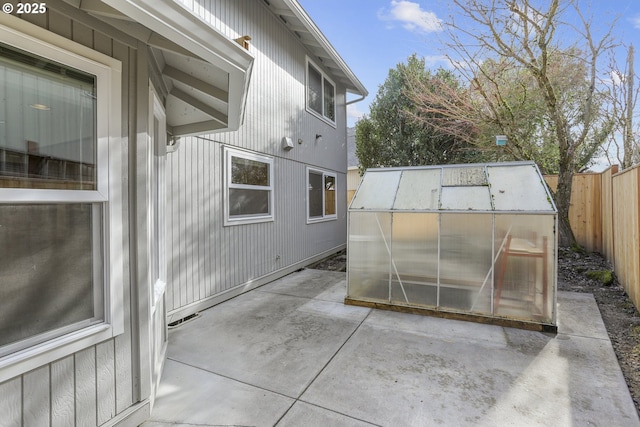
[
  {"left": 306, "top": 58, "right": 336, "bottom": 125},
  {"left": 0, "top": 19, "right": 122, "bottom": 382},
  {"left": 224, "top": 147, "right": 274, "bottom": 226}
]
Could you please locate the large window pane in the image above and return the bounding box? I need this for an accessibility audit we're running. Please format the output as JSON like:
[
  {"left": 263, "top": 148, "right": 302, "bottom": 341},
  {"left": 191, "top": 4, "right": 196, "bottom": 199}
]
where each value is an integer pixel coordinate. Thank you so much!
[
  {"left": 231, "top": 156, "right": 269, "bottom": 186},
  {"left": 307, "top": 63, "right": 322, "bottom": 116},
  {"left": 323, "top": 77, "right": 335, "bottom": 121},
  {"left": 324, "top": 174, "right": 335, "bottom": 215},
  {"left": 0, "top": 44, "right": 97, "bottom": 190},
  {"left": 229, "top": 188, "right": 270, "bottom": 216},
  {"left": 0, "top": 204, "right": 103, "bottom": 355},
  {"left": 308, "top": 170, "right": 323, "bottom": 218}
]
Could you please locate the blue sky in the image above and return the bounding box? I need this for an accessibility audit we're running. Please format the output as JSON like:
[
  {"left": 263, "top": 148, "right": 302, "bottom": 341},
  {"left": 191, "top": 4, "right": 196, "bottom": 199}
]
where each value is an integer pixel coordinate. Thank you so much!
[{"left": 298, "top": 0, "right": 640, "bottom": 128}]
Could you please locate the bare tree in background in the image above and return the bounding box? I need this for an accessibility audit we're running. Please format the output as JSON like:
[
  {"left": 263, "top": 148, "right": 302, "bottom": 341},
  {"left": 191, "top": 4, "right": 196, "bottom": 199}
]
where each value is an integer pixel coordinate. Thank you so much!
[
  {"left": 408, "top": 0, "right": 615, "bottom": 247},
  {"left": 604, "top": 44, "right": 639, "bottom": 169}
]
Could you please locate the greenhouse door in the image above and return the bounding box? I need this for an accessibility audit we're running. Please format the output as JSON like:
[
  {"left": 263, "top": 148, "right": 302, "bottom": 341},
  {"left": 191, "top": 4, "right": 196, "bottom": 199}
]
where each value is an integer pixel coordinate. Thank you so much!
[{"left": 149, "top": 88, "right": 168, "bottom": 404}]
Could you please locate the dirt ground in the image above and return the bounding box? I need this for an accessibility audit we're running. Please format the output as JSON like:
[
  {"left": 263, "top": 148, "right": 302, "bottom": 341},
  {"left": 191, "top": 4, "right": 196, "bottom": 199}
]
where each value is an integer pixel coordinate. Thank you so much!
[{"left": 310, "top": 248, "right": 640, "bottom": 414}]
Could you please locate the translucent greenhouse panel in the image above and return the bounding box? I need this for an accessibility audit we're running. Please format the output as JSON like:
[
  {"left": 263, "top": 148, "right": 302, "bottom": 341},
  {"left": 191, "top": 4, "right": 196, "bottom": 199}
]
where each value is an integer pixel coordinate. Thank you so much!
[
  {"left": 348, "top": 212, "right": 392, "bottom": 301},
  {"left": 442, "top": 166, "right": 487, "bottom": 186},
  {"left": 439, "top": 214, "right": 493, "bottom": 313},
  {"left": 487, "top": 164, "right": 555, "bottom": 211},
  {"left": 494, "top": 214, "right": 556, "bottom": 323},
  {"left": 350, "top": 170, "right": 402, "bottom": 210},
  {"left": 393, "top": 169, "right": 441, "bottom": 210},
  {"left": 390, "top": 213, "right": 439, "bottom": 306},
  {"left": 440, "top": 186, "right": 493, "bottom": 211}
]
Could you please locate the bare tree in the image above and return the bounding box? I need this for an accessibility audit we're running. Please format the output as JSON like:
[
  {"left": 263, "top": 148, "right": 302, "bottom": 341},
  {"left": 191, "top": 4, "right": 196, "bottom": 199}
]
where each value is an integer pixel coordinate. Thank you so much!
[
  {"left": 409, "top": 0, "right": 615, "bottom": 247},
  {"left": 604, "top": 44, "right": 639, "bottom": 169}
]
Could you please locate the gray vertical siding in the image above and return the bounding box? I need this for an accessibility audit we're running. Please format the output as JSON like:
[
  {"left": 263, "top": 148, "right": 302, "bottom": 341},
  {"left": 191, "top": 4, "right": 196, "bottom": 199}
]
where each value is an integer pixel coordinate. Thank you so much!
[
  {"left": 0, "top": 5, "right": 138, "bottom": 426},
  {"left": 167, "top": 144, "right": 348, "bottom": 315},
  {"left": 166, "top": 0, "right": 349, "bottom": 316}
]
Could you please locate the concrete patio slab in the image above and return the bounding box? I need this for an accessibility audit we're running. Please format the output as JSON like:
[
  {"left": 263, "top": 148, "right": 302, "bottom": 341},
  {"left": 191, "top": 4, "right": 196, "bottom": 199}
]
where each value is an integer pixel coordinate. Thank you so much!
[
  {"left": 277, "top": 401, "right": 377, "bottom": 427},
  {"left": 142, "top": 359, "right": 294, "bottom": 427},
  {"left": 142, "top": 270, "right": 639, "bottom": 427},
  {"left": 165, "top": 274, "right": 370, "bottom": 397}
]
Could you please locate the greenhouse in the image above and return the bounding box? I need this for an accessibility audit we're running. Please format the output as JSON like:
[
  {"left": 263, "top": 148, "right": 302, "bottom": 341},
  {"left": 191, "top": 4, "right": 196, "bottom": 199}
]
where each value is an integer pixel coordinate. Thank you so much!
[{"left": 346, "top": 161, "right": 557, "bottom": 331}]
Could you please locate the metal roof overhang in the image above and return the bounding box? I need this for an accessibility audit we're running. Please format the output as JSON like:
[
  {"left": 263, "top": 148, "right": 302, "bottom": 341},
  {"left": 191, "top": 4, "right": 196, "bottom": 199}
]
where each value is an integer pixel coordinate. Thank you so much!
[{"left": 79, "top": 0, "right": 254, "bottom": 136}]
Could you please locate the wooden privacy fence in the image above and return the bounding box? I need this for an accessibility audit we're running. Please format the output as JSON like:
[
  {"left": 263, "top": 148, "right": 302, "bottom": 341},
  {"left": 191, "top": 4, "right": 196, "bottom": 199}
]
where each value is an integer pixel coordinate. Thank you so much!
[
  {"left": 611, "top": 166, "right": 640, "bottom": 308},
  {"left": 546, "top": 165, "right": 640, "bottom": 310}
]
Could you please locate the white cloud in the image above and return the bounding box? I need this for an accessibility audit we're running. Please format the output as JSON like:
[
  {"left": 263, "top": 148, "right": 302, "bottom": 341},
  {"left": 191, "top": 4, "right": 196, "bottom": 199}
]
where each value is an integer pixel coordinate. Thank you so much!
[
  {"left": 632, "top": 15, "right": 640, "bottom": 29},
  {"left": 610, "top": 69, "right": 625, "bottom": 86},
  {"left": 423, "top": 55, "right": 453, "bottom": 68},
  {"left": 347, "top": 103, "right": 367, "bottom": 123},
  {"left": 378, "top": 1, "right": 443, "bottom": 34}
]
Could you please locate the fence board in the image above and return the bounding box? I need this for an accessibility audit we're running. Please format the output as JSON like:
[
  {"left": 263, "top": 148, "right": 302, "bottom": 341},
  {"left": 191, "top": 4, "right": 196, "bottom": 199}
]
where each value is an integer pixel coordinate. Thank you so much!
[
  {"left": 544, "top": 174, "right": 602, "bottom": 253},
  {"left": 612, "top": 166, "right": 640, "bottom": 309},
  {"left": 601, "top": 165, "right": 618, "bottom": 265}
]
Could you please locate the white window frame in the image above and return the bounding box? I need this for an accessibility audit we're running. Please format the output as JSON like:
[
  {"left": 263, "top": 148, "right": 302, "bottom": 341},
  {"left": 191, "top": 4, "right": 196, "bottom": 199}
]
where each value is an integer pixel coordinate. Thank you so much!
[
  {"left": 224, "top": 146, "right": 274, "bottom": 226},
  {"left": 0, "top": 16, "right": 123, "bottom": 383},
  {"left": 306, "top": 167, "right": 337, "bottom": 223},
  {"left": 305, "top": 57, "right": 337, "bottom": 127}
]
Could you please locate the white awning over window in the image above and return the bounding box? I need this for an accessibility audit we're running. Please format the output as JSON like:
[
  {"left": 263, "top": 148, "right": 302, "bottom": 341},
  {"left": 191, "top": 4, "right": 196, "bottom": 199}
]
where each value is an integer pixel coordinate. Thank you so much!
[{"left": 87, "top": 0, "right": 254, "bottom": 136}]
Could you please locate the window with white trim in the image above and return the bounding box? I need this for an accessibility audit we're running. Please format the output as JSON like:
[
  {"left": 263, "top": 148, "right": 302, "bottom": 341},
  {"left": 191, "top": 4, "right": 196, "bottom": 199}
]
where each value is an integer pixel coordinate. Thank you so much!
[
  {"left": 0, "top": 20, "right": 122, "bottom": 380},
  {"left": 306, "top": 58, "right": 336, "bottom": 125},
  {"left": 224, "top": 147, "right": 274, "bottom": 225},
  {"left": 307, "top": 167, "right": 337, "bottom": 222}
]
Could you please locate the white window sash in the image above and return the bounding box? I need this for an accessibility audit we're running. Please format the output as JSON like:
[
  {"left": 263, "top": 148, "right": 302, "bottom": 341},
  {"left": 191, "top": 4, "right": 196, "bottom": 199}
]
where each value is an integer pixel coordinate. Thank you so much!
[
  {"left": 224, "top": 146, "right": 274, "bottom": 225},
  {"left": 306, "top": 166, "right": 337, "bottom": 223},
  {"left": 305, "top": 57, "right": 337, "bottom": 127}
]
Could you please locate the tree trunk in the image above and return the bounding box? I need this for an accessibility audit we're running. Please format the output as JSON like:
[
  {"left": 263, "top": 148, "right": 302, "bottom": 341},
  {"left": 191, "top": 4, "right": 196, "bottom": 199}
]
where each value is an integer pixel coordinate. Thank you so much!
[
  {"left": 624, "top": 44, "right": 634, "bottom": 169},
  {"left": 555, "top": 159, "right": 577, "bottom": 247}
]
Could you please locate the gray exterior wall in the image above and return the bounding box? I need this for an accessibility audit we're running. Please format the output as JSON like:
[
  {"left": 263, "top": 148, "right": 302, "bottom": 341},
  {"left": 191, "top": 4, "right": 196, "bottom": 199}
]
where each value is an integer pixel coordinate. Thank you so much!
[{"left": 166, "top": 0, "right": 350, "bottom": 318}]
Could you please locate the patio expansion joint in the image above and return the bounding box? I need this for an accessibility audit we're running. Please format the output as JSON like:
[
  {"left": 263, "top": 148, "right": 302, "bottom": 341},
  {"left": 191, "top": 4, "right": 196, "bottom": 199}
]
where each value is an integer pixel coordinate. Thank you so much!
[
  {"left": 164, "top": 356, "right": 298, "bottom": 401},
  {"left": 254, "top": 288, "right": 340, "bottom": 305},
  {"left": 273, "top": 308, "right": 376, "bottom": 426},
  {"left": 556, "top": 331, "right": 611, "bottom": 341}
]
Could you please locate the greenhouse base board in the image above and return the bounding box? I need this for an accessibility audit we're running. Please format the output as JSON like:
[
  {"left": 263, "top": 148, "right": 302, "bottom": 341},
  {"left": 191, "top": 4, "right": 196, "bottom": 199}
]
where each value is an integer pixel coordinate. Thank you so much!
[{"left": 344, "top": 297, "right": 558, "bottom": 334}]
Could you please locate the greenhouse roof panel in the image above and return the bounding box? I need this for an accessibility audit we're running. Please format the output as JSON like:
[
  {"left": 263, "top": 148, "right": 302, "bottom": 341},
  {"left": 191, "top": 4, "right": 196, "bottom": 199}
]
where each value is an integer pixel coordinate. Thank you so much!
[
  {"left": 442, "top": 166, "right": 487, "bottom": 186},
  {"left": 440, "top": 186, "right": 493, "bottom": 210},
  {"left": 393, "top": 169, "right": 441, "bottom": 210},
  {"left": 487, "top": 164, "right": 556, "bottom": 211},
  {"left": 350, "top": 169, "right": 401, "bottom": 210},
  {"left": 350, "top": 161, "right": 556, "bottom": 213}
]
